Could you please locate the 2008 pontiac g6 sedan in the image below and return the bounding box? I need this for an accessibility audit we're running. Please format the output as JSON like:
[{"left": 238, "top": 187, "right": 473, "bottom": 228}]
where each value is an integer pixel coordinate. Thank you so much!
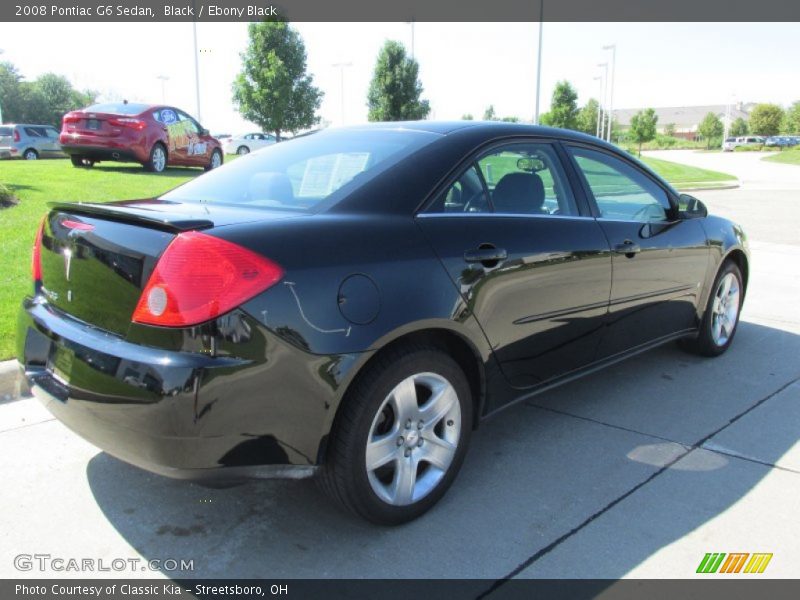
[{"left": 18, "top": 122, "right": 749, "bottom": 524}]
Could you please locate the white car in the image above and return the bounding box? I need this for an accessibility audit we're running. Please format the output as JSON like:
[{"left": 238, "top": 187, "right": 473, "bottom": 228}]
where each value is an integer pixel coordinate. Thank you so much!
[
  {"left": 223, "top": 132, "right": 277, "bottom": 155},
  {"left": 723, "top": 136, "right": 764, "bottom": 152}
]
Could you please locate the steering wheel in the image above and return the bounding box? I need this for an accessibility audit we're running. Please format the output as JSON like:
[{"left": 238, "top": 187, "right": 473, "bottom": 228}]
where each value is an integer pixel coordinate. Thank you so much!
[{"left": 463, "top": 189, "right": 490, "bottom": 213}]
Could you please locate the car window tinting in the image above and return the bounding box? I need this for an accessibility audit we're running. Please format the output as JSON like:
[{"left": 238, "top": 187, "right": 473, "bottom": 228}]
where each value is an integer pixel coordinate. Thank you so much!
[
  {"left": 569, "top": 146, "right": 671, "bottom": 222},
  {"left": 85, "top": 102, "right": 150, "bottom": 115},
  {"left": 477, "top": 144, "right": 578, "bottom": 216},
  {"left": 161, "top": 129, "right": 439, "bottom": 211}
]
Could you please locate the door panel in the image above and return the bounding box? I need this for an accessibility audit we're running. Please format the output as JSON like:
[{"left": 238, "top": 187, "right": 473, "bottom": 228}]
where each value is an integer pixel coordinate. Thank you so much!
[
  {"left": 417, "top": 140, "right": 612, "bottom": 395},
  {"left": 566, "top": 145, "right": 710, "bottom": 357}
]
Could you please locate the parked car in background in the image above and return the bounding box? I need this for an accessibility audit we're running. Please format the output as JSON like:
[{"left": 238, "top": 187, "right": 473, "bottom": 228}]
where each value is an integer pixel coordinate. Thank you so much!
[
  {"left": 19, "top": 122, "right": 749, "bottom": 524},
  {"left": 723, "top": 136, "right": 765, "bottom": 151},
  {"left": 223, "top": 132, "right": 277, "bottom": 155},
  {"left": 60, "top": 102, "right": 223, "bottom": 172},
  {"left": 765, "top": 136, "right": 798, "bottom": 148},
  {"left": 0, "top": 124, "right": 65, "bottom": 160},
  {"left": 213, "top": 133, "right": 232, "bottom": 142}
]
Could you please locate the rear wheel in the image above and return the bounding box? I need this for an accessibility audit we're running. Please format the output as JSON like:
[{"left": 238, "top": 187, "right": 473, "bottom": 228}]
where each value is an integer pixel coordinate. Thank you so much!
[
  {"left": 70, "top": 156, "right": 94, "bottom": 168},
  {"left": 236, "top": 145, "right": 249, "bottom": 155},
  {"left": 205, "top": 149, "right": 223, "bottom": 171},
  {"left": 23, "top": 149, "right": 38, "bottom": 160},
  {"left": 680, "top": 261, "right": 743, "bottom": 356},
  {"left": 145, "top": 143, "right": 167, "bottom": 173},
  {"left": 319, "top": 344, "right": 472, "bottom": 525}
]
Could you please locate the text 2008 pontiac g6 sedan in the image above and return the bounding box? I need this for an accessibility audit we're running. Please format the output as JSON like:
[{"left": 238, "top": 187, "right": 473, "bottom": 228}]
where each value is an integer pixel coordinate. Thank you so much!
[{"left": 18, "top": 122, "right": 748, "bottom": 524}]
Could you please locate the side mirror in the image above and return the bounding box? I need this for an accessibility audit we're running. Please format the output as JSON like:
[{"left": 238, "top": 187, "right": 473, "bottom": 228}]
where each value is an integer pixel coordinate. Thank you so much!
[
  {"left": 200, "top": 128, "right": 210, "bottom": 136},
  {"left": 678, "top": 194, "right": 708, "bottom": 219}
]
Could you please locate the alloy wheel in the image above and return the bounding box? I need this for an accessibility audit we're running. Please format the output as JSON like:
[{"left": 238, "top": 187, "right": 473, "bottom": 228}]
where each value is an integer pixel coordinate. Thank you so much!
[
  {"left": 366, "top": 372, "right": 461, "bottom": 506},
  {"left": 711, "top": 272, "right": 740, "bottom": 346}
]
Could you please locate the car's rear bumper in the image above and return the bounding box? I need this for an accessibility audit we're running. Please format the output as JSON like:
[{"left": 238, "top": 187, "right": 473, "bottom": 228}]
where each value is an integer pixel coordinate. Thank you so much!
[
  {"left": 60, "top": 143, "right": 144, "bottom": 163},
  {"left": 16, "top": 297, "right": 346, "bottom": 484}
]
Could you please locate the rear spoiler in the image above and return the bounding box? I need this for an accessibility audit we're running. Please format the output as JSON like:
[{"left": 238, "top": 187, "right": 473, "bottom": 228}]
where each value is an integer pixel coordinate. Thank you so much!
[{"left": 48, "top": 201, "right": 214, "bottom": 233}]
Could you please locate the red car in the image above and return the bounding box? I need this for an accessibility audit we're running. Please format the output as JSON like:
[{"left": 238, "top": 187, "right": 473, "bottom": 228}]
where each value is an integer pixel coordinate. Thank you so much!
[{"left": 60, "top": 102, "right": 223, "bottom": 172}]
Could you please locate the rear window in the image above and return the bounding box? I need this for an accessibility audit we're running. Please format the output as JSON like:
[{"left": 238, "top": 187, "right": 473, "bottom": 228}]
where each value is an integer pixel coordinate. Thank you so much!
[
  {"left": 0, "top": 127, "right": 12, "bottom": 136},
  {"left": 83, "top": 102, "right": 150, "bottom": 115},
  {"left": 161, "top": 128, "right": 439, "bottom": 212}
]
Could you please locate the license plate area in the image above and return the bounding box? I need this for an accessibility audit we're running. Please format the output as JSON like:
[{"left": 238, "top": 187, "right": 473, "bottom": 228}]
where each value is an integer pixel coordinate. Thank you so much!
[
  {"left": 47, "top": 343, "right": 75, "bottom": 385},
  {"left": 87, "top": 119, "right": 101, "bottom": 131}
]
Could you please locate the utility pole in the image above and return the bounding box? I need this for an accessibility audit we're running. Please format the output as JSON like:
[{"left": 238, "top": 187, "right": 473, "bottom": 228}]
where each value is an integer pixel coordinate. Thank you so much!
[
  {"left": 406, "top": 21, "right": 416, "bottom": 60},
  {"left": 0, "top": 49, "right": 4, "bottom": 124},
  {"left": 597, "top": 62, "right": 608, "bottom": 140},
  {"left": 594, "top": 75, "right": 603, "bottom": 137},
  {"left": 156, "top": 75, "right": 169, "bottom": 103},
  {"left": 534, "top": 0, "right": 544, "bottom": 125},
  {"left": 332, "top": 62, "right": 352, "bottom": 125},
  {"left": 603, "top": 44, "right": 616, "bottom": 142},
  {"left": 192, "top": 15, "right": 202, "bottom": 122}
]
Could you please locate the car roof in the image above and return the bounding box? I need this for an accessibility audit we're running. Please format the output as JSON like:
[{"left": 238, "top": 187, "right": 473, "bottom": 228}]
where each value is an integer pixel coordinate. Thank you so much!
[{"left": 2, "top": 123, "right": 57, "bottom": 128}]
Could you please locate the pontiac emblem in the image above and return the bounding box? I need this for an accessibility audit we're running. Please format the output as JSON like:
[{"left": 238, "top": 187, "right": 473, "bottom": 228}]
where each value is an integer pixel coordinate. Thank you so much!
[{"left": 63, "top": 247, "right": 73, "bottom": 282}]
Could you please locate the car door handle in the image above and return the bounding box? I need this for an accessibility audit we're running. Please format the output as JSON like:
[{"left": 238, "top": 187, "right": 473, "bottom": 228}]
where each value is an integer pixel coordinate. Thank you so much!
[
  {"left": 464, "top": 246, "right": 508, "bottom": 265},
  {"left": 614, "top": 241, "right": 641, "bottom": 257}
]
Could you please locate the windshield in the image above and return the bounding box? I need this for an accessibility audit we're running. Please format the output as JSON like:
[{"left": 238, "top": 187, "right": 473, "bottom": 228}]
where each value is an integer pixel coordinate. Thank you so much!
[
  {"left": 83, "top": 102, "right": 150, "bottom": 115},
  {"left": 162, "top": 128, "right": 440, "bottom": 211}
]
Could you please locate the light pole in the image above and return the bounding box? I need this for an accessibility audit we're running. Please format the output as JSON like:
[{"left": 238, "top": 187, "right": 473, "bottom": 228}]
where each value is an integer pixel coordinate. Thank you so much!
[
  {"left": 332, "top": 62, "right": 352, "bottom": 125},
  {"left": 597, "top": 62, "right": 608, "bottom": 139},
  {"left": 156, "top": 75, "right": 169, "bottom": 103},
  {"left": 593, "top": 75, "right": 603, "bottom": 137},
  {"left": 534, "top": 0, "right": 544, "bottom": 125},
  {"left": 191, "top": 12, "right": 202, "bottom": 122},
  {"left": 603, "top": 44, "right": 616, "bottom": 142},
  {"left": 405, "top": 21, "right": 415, "bottom": 60}
]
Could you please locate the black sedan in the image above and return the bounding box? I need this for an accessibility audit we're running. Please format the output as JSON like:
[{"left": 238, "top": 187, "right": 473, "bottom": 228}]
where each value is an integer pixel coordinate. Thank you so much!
[{"left": 18, "top": 122, "right": 749, "bottom": 524}]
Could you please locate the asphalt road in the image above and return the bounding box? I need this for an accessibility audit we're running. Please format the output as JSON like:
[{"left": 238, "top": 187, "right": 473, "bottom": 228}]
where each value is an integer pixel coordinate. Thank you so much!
[{"left": 1, "top": 150, "right": 798, "bottom": 583}]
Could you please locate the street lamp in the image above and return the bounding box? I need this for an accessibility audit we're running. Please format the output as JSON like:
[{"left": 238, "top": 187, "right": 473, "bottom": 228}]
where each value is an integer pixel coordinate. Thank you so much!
[
  {"left": 597, "top": 62, "right": 608, "bottom": 139},
  {"left": 331, "top": 62, "right": 352, "bottom": 125},
  {"left": 0, "top": 49, "right": 4, "bottom": 124},
  {"left": 405, "top": 21, "right": 415, "bottom": 60},
  {"left": 603, "top": 44, "right": 616, "bottom": 142},
  {"left": 156, "top": 75, "right": 169, "bottom": 103},
  {"left": 593, "top": 75, "right": 603, "bottom": 137},
  {"left": 534, "top": 0, "right": 544, "bottom": 125}
]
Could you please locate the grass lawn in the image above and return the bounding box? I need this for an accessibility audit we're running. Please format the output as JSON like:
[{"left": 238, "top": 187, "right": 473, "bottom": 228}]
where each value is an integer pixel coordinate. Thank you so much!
[
  {"left": 639, "top": 157, "right": 736, "bottom": 188},
  {"left": 0, "top": 152, "right": 736, "bottom": 361},
  {"left": 762, "top": 148, "right": 800, "bottom": 165}
]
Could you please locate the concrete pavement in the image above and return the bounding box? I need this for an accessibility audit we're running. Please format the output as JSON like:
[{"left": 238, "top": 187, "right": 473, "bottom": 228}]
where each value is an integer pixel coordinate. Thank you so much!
[{"left": 1, "top": 150, "right": 798, "bottom": 582}]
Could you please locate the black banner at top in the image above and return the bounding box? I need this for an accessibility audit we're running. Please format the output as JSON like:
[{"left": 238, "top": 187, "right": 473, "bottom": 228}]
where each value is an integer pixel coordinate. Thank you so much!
[{"left": 3, "top": 0, "right": 800, "bottom": 22}]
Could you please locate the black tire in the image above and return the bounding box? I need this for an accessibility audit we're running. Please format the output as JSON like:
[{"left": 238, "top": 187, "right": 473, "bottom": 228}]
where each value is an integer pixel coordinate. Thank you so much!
[
  {"left": 144, "top": 143, "right": 167, "bottom": 173},
  {"left": 23, "top": 149, "right": 38, "bottom": 160},
  {"left": 236, "top": 145, "right": 249, "bottom": 155},
  {"left": 204, "top": 149, "right": 223, "bottom": 172},
  {"left": 318, "top": 344, "right": 473, "bottom": 525},
  {"left": 680, "top": 261, "right": 744, "bottom": 357},
  {"left": 70, "top": 155, "right": 85, "bottom": 167}
]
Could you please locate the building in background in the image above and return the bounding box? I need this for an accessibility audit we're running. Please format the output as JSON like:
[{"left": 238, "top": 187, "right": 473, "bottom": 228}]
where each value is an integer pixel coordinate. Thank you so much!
[{"left": 614, "top": 103, "right": 755, "bottom": 140}]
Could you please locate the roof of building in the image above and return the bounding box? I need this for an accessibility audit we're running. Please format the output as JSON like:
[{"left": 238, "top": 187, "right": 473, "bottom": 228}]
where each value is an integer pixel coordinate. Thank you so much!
[{"left": 614, "top": 104, "right": 754, "bottom": 128}]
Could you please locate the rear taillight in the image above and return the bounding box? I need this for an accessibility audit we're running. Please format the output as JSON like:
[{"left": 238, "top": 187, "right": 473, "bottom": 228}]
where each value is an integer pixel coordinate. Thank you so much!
[
  {"left": 32, "top": 216, "right": 45, "bottom": 282},
  {"left": 109, "top": 117, "right": 146, "bottom": 131},
  {"left": 132, "top": 231, "right": 283, "bottom": 327},
  {"left": 13, "top": 129, "right": 20, "bottom": 142}
]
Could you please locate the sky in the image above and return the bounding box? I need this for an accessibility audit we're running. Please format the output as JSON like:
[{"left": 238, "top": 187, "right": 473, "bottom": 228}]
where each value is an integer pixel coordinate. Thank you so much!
[{"left": 0, "top": 22, "right": 798, "bottom": 133}]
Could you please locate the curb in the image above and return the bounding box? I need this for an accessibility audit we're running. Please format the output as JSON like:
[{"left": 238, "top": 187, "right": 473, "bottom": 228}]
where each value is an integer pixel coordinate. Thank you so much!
[
  {"left": 0, "top": 359, "right": 28, "bottom": 403},
  {"left": 674, "top": 182, "right": 741, "bottom": 192}
]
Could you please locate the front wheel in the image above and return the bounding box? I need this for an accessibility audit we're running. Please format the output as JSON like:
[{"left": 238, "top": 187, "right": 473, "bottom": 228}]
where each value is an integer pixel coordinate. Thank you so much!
[
  {"left": 205, "top": 149, "right": 223, "bottom": 171},
  {"left": 319, "top": 345, "right": 472, "bottom": 525},
  {"left": 680, "top": 261, "right": 743, "bottom": 356},
  {"left": 145, "top": 143, "right": 167, "bottom": 173},
  {"left": 236, "top": 145, "right": 249, "bottom": 155}
]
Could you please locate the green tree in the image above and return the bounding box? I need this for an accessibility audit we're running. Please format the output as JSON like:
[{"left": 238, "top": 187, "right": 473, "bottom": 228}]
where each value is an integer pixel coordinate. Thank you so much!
[
  {"left": 730, "top": 117, "right": 748, "bottom": 136},
  {"left": 366, "top": 40, "right": 430, "bottom": 122},
  {"left": 501, "top": 116, "right": 520, "bottom": 123},
  {"left": 629, "top": 108, "right": 658, "bottom": 156},
  {"left": 663, "top": 123, "right": 676, "bottom": 137},
  {"left": 461, "top": 113, "right": 474, "bottom": 120},
  {"left": 0, "top": 62, "right": 25, "bottom": 123},
  {"left": 785, "top": 101, "right": 800, "bottom": 134},
  {"left": 575, "top": 98, "right": 599, "bottom": 135},
  {"left": 482, "top": 105, "right": 497, "bottom": 120},
  {"left": 546, "top": 80, "right": 579, "bottom": 130},
  {"left": 698, "top": 112, "right": 724, "bottom": 149},
  {"left": 232, "top": 20, "right": 323, "bottom": 141},
  {"left": 748, "top": 103, "right": 784, "bottom": 137}
]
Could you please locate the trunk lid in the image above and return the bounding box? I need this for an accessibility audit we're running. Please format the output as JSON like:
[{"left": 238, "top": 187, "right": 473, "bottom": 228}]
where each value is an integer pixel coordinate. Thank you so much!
[{"left": 39, "top": 199, "right": 300, "bottom": 335}]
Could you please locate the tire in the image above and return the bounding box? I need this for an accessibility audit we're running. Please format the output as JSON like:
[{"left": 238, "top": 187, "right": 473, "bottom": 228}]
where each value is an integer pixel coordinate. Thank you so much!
[
  {"left": 145, "top": 143, "right": 167, "bottom": 173},
  {"left": 205, "top": 149, "right": 223, "bottom": 172},
  {"left": 70, "top": 155, "right": 94, "bottom": 168},
  {"left": 236, "top": 145, "right": 249, "bottom": 155},
  {"left": 23, "top": 149, "right": 38, "bottom": 160},
  {"left": 680, "top": 261, "right": 743, "bottom": 357},
  {"left": 319, "top": 344, "right": 473, "bottom": 525}
]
